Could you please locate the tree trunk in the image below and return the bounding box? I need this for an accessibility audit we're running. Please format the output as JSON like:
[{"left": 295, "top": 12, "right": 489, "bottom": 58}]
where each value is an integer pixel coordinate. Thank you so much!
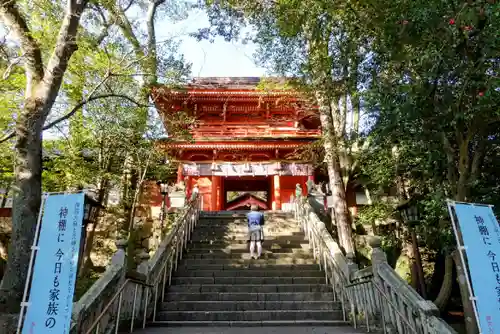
[
  {"left": 121, "top": 154, "right": 134, "bottom": 231},
  {"left": 433, "top": 254, "right": 454, "bottom": 311},
  {"left": 454, "top": 172, "right": 478, "bottom": 333},
  {"left": 395, "top": 241, "right": 414, "bottom": 284},
  {"left": 80, "top": 176, "right": 110, "bottom": 275},
  {"left": 410, "top": 228, "right": 427, "bottom": 298},
  {"left": 317, "top": 97, "right": 355, "bottom": 257},
  {"left": 452, "top": 250, "right": 479, "bottom": 334},
  {"left": 0, "top": 0, "right": 89, "bottom": 315},
  {"left": 0, "top": 109, "right": 44, "bottom": 313},
  {"left": 404, "top": 237, "right": 419, "bottom": 290}
]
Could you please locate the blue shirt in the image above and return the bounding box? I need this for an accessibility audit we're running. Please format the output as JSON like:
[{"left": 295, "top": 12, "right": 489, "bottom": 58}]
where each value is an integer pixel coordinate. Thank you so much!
[{"left": 247, "top": 211, "right": 264, "bottom": 231}]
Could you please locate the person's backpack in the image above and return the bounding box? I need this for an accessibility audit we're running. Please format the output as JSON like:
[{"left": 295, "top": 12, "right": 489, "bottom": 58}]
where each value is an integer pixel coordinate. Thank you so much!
[{"left": 247, "top": 212, "right": 263, "bottom": 231}]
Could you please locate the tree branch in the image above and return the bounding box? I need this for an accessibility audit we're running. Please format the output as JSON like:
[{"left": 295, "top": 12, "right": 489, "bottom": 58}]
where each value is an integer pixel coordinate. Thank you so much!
[
  {"left": 0, "top": 0, "right": 44, "bottom": 85},
  {"left": 41, "top": 0, "right": 90, "bottom": 119},
  {"left": 0, "top": 94, "right": 147, "bottom": 144},
  {"left": 470, "top": 133, "right": 488, "bottom": 185},
  {"left": 107, "top": 2, "right": 144, "bottom": 62},
  {"left": 43, "top": 93, "right": 147, "bottom": 129},
  {"left": 145, "top": 0, "right": 161, "bottom": 84},
  {"left": 87, "top": 4, "right": 111, "bottom": 47}
]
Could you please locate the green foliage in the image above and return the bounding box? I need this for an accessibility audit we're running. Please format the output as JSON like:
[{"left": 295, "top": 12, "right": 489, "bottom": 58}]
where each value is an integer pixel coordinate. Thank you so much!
[
  {"left": 0, "top": 147, "right": 13, "bottom": 191},
  {"left": 199, "top": 0, "right": 499, "bottom": 259},
  {"left": 358, "top": 0, "right": 500, "bottom": 253},
  {"left": 0, "top": 0, "right": 192, "bottom": 198},
  {"left": 356, "top": 202, "right": 395, "bottom": 228}
]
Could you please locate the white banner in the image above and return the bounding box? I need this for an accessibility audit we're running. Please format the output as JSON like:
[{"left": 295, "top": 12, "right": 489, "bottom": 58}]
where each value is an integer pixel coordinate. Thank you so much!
[
  {"left": 183, "top": 162, "right": 313, "bottom": 176},
  {"left": 449, "top": 201, "right": 500, "bottom": 334},
  {"left": 22, "top": 193, "right": 85, "bottom": 334}
]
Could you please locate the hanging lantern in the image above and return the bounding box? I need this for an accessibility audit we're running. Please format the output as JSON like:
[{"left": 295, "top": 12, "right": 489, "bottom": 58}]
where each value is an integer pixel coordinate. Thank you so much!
[
  {"left": 211, "top": 162, "right": 218, "bottom": 172},
  {"left": 276, "top": 162, "right": 283, "bottom": 171}
]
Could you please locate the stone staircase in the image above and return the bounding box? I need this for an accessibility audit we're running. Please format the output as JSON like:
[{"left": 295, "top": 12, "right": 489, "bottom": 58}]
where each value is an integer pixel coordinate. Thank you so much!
[
  {"left": 152, "top": 212, "right": 353, "bottom": 328},
  {"left": 74, "top": 199, "right": 456, "bottom": 334}
]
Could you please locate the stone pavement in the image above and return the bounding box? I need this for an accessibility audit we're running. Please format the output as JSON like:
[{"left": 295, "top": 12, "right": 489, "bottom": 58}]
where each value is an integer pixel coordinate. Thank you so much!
[{"left": 134, "top": 326, "right": 365, "bottom": 334}]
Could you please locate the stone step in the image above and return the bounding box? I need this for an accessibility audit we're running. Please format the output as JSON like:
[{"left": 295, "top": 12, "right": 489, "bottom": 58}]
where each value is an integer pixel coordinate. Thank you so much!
[
  {"left": 186, "top": 247, "right": 311, "bottom": 253},
  {"left": 200, "top": 211, "right": 294, "bottom": 216},
  {"left": 189, "top": 234, "right": 306, "bottom": 243},
  {"left": 176, "top": 263, "right": 319, "bottom": 271},
  {"left": 196, "top": 223, "right": 301, "bottom": 232},
  {"left": 189, "top": 242, "right": 310, "bottom": 250},
  {"left": 174, "top": 269, "right": 324, "bottom": 278},
  {"left": 156, "top": 309, "right": 344, "bottom": 322},
  {"left": 196, "top": 217, "right": 296, "bottom": 222},
  {"left": 179, "top": 258, "right": 318, "bottom": 266},
  {"left": 186, "top": 248, "right": 311, "bottom": 255},
  {"left": 165, "top": 292, "right": 335, "bottom": 302},
  {"left": 192, "top": 227, "right": 303, "bottom": 235},
  {"left": 171, "top": 276, "right": 325, "bottom": 285},
  {"left": 197, "top": 217, "right": 296, "bottom": 222},
  {"left": 189, "top": 234, "right": 305, "bottom": 241},
  {"left": 190, "top": 236, "right": 308, "bottom": 244},
  {"left": 143, "top": 322, "right": 356, "bottom": 331},
  {"left": 167, "top": 284, "right": 332, "bottom": 293},
  {"left": 195, "top": 219, "right": 300, "bottom": 225},
  {"left": 162, "top": 300, "right": 340, "bottom": 311},
  {"left": 194, "top": 220, "right": 299, "bottom": 226},
  {"left": 182, "top": 252, "right": 313, "bottom": 260}
]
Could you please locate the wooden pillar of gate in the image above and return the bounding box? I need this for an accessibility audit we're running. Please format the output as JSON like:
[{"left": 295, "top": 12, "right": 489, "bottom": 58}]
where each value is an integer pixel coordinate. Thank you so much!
[
  {"left": 273, "top": 174, "right": 281, "bottom": 210},
  {"left": 211, "top": 176, "right": 221, "bottom": 211}
]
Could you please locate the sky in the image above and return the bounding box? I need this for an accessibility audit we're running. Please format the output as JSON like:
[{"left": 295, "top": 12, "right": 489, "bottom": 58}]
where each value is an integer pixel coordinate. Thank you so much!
[{"left": 157, "top": 8, "right": 267, "bottom": 78}]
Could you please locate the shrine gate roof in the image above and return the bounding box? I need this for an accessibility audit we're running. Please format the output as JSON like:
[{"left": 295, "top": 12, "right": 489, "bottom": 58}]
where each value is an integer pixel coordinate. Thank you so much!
[
  {"left": 151, "top": 77, "right": 309, "bottom": 103},
  {"left": 152, "top": 77, "right": 320, "bottom": 160},
  {"left": 157, "top": 138, "right": 316, "bottom": 150},
  {"left": 156, "top": 76, "right": 289, "bottom": 91}
]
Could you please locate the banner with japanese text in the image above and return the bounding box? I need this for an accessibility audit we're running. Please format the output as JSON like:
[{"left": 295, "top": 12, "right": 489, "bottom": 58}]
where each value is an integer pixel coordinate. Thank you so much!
[
  {"left": 453, "top": 203, "right": 500, "bottom": 334},
  {"left": 22, "top": 193, "right": 85, "bottom": 334}
]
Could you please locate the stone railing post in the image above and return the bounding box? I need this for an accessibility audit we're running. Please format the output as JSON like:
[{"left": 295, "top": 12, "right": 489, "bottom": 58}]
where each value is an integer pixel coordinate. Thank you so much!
[
  {"left": 346, "top": 253, "right": 359, "bottom": 277},
  {"left": 112, "top": 238, "right": 128, "bottom": 268},
  {"left": 137, "top": 250, "right": 151, "bottom": 275},
  {"left": 367, "top": 235, "right": 447, "bottom": 333},
  {"left": 135, "top": 250, "right": 151, "bottom": 319},
  {"left": 367, "top": 235, "right": 390, "bottom": 326},
  {"left": 368, "top": 236, "right": 387, "bottom": 273},
  {"left": 71, "top": 238, "right": 128, "bottom": 333},
  {"left": 107, "top": 239, "right": 128, "bottom": 322}
]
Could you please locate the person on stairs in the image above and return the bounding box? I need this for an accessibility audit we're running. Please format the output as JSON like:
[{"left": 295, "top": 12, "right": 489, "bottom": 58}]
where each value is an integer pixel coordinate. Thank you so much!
[{"left": 247, "top": 204, "right": 265, "bottom": 259}]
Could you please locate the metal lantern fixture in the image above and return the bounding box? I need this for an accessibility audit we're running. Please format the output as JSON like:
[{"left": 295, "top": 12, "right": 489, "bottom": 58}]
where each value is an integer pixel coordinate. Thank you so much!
[
  {"left": 157, "top": 180, "right": 169, "bottom": 230},
  {"left": 78, "top": 194, "right": 104, "bottom": 275},
  {"left": 211, "top": 162, "right": 218, "bottom": 172},
  {"left": 397, "top": 197, "right": 421, "bottom": 226},
  {"left": 396, "top": 196, "right": 427, "bottom": 298},
  {"left": 158, "top": 181, "right": 169, "bottom": 196},
  {"left": 83, "top": 194, "right": 101, "bottom": 225}
]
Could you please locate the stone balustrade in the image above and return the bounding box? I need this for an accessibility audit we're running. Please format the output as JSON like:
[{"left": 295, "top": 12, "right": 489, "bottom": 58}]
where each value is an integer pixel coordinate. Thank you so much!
[
  {"left": 70, "top": 195, "right": 201, "bottom": 333},
  {"left": 294, "top": 197, "right": 457, "bottom": 334}
]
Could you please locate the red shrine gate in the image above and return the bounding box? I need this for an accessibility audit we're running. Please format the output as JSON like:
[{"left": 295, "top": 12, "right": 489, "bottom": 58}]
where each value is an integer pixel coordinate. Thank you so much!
[{"left": 152, "top": 77, "right": 321, "bottom": 211}]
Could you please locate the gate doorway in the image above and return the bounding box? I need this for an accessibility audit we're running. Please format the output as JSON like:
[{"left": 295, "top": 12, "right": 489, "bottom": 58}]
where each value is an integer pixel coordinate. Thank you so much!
[{"left": 222, "top": 176, "right": 271, "bottom": 210}]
